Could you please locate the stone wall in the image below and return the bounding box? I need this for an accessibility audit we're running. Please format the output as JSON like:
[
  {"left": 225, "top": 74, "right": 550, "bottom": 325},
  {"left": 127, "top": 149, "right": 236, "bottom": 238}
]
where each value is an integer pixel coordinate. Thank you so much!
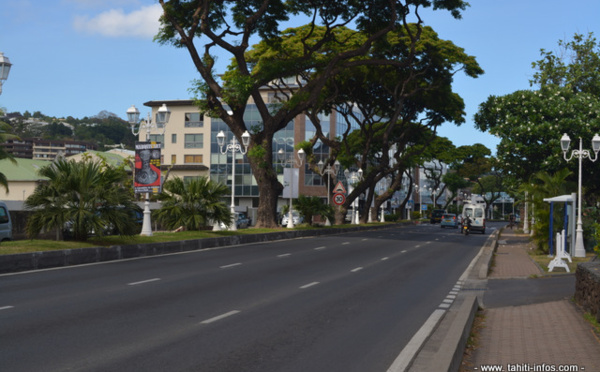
[{"left": 575, "top": 261, "right": 600, "bottom": 322}]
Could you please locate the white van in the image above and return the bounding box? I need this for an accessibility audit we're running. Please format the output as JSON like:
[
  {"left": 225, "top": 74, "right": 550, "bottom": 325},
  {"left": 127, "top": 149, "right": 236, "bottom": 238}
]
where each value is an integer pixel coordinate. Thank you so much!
[
  {"left": 0, "top": 201, "right": 12, "bottom": 241},
  {"left": 462, "top": 203, "right": 486, "bottom": 234}
]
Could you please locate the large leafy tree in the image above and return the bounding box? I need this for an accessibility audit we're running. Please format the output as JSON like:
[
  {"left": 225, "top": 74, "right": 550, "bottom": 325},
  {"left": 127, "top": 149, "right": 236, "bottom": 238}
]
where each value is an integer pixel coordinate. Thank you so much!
[
  {"left": 25, "top": 158, "right": 139, "bottom": 241},
  {"left": 0, "top": 116, "right": 17, "bottom": 192},
  {"left": 154, "top": 177, "right": 231, "bottom": 230},
  {"left": 155, "top": 0, "right": 469, "bottom": 228},
  {"left": 474, "top": 33, "right": 600, "bottom": 194}
]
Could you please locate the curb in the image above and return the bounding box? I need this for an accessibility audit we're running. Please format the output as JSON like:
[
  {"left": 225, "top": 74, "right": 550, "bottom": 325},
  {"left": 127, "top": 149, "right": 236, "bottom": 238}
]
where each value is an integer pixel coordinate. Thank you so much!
[
  {"left": 0, "top": 223, "right": 395, "bottom": 274},
  {"left": 406, "top": 229, "right": 499, "bottom": 372}
]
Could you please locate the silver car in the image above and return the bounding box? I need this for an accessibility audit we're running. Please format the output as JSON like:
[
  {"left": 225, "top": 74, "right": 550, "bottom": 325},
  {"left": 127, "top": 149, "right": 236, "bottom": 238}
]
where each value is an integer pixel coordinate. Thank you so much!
[{"left": 281, "top": 211, "right": 304, "bottom": 226}]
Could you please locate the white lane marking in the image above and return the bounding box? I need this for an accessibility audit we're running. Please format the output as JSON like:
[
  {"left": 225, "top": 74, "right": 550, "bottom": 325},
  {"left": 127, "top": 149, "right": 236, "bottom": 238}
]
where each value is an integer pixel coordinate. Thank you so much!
[
  {"left": 200, "top": 310, "right": 240, "bottom": 324},
  {"left": 387, "top": 309, "right": 446, "bottom": 372},
  {"left": 220, "top": 262, "right": 242, "bottom": 269},
  {"left": 362, "top": 238, "right": 368, "bottom": 241},
  {"left": 381, "top": 257, "right": 389, "bottom": 261},
  {"left": 300, "top": 282, "right": 319, "bottom": 289},
  {"left": 351, "top": 267, "right": 363, "bottom": 273},
  {"left": 128, "top": 278, "right": 161, "bottom": 286},
  {"left": 314, "top": 246, "right": 326, "bottom": 250},
  {"left": 401, "top": 250, "right": 407, "bottom": 253},
  {"left": 278, "top": 253, "right": 291, "bottom": 258},
  {"left": 0, "top": 306, "right": 14, "bottom": 311},
  {"left": 415, "top": 245, "right": 421, "bottom": 248},
  {"left": 342, "top": 242, "right": 350, "bottom": 245},
  {"left": 439, "top": 303, "right": 451, "bottom": 309}
]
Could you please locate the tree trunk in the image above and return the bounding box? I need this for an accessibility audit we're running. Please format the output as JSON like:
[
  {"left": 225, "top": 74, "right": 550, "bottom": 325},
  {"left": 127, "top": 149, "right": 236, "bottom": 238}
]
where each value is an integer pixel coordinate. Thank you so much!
[{"left": 251, "top": 160, "right": 283, "bottom": 229}]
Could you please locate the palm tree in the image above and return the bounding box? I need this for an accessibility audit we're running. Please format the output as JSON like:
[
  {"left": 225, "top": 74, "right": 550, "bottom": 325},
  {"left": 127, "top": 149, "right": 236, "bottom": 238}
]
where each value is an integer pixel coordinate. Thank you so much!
[
  {"left": 154, "top": 177, "right": 231, "bottom": 231},
  {"left": 0, "top": 118, "right": 18, "bottom": 192},
  {"left": 25, "top": 158, "right": 140, "bottom": 241}
]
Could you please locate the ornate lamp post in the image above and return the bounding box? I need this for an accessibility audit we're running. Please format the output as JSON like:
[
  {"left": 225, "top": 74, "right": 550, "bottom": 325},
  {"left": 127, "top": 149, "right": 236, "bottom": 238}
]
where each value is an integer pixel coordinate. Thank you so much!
[
  {"left": 217, "top": 130, "right": 250, "bottom": 231},
  {"left": 126, "top": 103, "right": 171, "bottom": 236},
  {"left": 413, "top": 183, "right": 424, "bottom": 218},
  {"left": 344, "top": 168, "right": 363, "bottom": 225},
  {"left": 318, "top": 159, "right": 340, "bottom": 226},
  {"left": 378, "top": 177, "right": 391, "bottom": 223},
  {"left": 278, "top": 148, "right": 305, "bottom": 228},
  {"left": 0, "top": 52, "right": 12, "bottom": 95},
  {"left": 561, "top": 133, "right": 600, "bottom": 257}
]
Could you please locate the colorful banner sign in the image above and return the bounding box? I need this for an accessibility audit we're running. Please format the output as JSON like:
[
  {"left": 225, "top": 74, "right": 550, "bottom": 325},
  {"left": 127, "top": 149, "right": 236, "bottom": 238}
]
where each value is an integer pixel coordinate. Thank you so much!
[{"left": 134, "top": 141, "right": 162, "bottom": 194}]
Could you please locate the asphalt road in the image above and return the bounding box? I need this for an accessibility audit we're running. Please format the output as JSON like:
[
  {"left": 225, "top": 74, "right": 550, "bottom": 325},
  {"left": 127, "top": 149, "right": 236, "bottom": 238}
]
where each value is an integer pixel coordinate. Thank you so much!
[{"left": 0, "top": 223, "right": 496, "bottom": 372}]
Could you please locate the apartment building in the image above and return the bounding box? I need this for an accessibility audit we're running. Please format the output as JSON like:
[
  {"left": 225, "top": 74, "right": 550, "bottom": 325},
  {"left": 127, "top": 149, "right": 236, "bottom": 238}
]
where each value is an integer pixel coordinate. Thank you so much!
[
  {"left": 2, "top": 138, "right": 96, "bottom": 161},
  {"left": 140, "top": 93, "right": 343, "bottom": 215}
]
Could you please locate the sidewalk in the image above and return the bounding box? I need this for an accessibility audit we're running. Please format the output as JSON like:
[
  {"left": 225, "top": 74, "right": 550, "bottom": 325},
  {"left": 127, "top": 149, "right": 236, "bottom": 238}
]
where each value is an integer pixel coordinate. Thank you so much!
[{"left": 463, "top": 228, "right": 600, "bottom": 371}]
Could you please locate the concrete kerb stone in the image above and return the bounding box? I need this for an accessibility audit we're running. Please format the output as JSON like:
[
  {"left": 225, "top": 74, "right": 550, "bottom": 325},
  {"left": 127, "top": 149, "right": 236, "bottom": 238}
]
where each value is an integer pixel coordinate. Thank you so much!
[
  {"left": 0, "top": 223, "right": 393, "bottom": 274},
  {"left": 406, "top": 228, "right": 500, "bottom": 372}
]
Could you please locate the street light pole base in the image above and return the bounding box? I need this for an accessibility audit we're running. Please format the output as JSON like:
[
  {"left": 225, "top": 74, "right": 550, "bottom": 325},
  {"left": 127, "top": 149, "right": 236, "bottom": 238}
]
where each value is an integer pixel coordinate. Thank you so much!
[
  {"left": 140, "top": 199, "right": 153, "bottom": 237},
  {"left": 574, "top": 228, "right": 586, "bottom": 258}
]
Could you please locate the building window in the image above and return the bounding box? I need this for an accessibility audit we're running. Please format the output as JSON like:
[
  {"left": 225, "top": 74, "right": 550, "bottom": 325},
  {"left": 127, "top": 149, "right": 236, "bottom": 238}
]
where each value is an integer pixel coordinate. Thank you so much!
[
  {"left": 185, "top": 112, "right": 203, "bottom": 128},
  {"left": 184, "top": 155, "right": 203, "bottom": 163},
  {"left": 171, "top": 134, "right": 177, "bottom": 144},
  {"left": 149, "top": 134, "right": 164, "bottom": 144},
  {"left": 185, "top": 134, "right": 203, "bottom": 148},
  {"left": 171, "top": 155, "right": 176, "bottom": 164}
]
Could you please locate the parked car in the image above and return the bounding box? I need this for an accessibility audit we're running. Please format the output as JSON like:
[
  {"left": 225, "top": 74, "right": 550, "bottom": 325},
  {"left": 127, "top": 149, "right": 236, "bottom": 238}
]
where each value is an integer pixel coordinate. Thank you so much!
[
  {"left": 440, "top": 213, "right": 458, "bottom": 228},
  {"left": 220, "top": 212, "right": 249, "bottom": 229},
  {"left": 430, "top": 209, "right": 446, "bottom": 224},
  {"left": 281, "top": 211, "right": 304, "bottom": 226}
]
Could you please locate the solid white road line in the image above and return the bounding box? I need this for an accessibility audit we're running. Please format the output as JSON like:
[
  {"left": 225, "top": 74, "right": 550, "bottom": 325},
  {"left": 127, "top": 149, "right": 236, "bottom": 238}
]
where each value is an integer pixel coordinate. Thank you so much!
[
  {"left": 386, "top": 309, "right": 446, "bottom": 372},
  {"left": 128, "top": 278, "right": 161, "bottom": 286},
  {"left": 220, "top": 262, "right": 242, "bottom": 269},
  {"left": 200, "top": 310, "right": 240, "bottom": 324}
]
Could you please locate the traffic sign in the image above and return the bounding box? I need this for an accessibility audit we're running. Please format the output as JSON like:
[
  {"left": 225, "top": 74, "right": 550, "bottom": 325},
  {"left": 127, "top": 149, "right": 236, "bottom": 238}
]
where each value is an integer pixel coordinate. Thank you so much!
[
  {"left": 333, "top": 181, "right": 347, "bottom": 194},
  {"left": 333, "top": 193, "right": 346, "bottom": 206}
]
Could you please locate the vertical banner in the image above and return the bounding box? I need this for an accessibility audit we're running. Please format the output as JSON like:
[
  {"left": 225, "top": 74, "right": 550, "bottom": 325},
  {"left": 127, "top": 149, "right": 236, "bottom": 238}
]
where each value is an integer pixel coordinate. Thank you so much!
[
  {"left": 282, "top": 168, "right": 299, "bottom": 198},
  {"left": 134, "top": 141, "right": 162, "bottom": 194}
]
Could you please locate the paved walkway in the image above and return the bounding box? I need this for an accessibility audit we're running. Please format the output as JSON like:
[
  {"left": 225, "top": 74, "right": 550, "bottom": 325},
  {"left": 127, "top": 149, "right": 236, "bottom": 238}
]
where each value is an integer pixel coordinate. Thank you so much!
[{"left": 463, "top": 228, "right": 600, "bottom": 372}]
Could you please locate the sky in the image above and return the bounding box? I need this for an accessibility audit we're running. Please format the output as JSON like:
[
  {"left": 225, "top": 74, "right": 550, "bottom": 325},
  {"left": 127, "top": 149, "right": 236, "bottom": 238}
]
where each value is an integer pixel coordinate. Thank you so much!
[{"left": 1, "top": 0, "right": 600, "bottom": 153}]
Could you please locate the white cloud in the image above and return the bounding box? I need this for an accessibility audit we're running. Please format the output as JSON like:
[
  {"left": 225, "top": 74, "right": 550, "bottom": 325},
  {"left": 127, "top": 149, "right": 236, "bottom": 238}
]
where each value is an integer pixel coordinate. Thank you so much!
[{"left": 73, "top": 4, "right": 162, "bottom": 38}]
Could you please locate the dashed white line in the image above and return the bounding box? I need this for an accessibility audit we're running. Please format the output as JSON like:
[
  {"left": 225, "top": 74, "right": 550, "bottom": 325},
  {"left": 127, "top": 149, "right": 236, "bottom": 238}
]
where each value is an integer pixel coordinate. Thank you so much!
[
  {"left": 300, "top": 282, "right": 320, "bottom": 289},
  {"left": 314, "top": 246, "right": 326, "bottom": 250},
  {"left": 128, "top": 278, "right": 161, "bottom": 286},
  {"left": 401, "top": 250, "right": 407, "bottom": 253},
  {"left": 200, "top": 310, "right": 240, "bottom": 324},
  {"left": 381, "top": 257, "right": 389, "bottom": 261},
  {"left": 351, "top": 267, "right": 363, "bottom": 273},
  {"left": 220, "top": 263, "right": 242, "bottom": 269},
  {"left": 342, "top": 242, "right": 350, "bottom": 245},
  {"left": 277, "top": 253, "right": 291, "bottom": 258},
  {"left": 0, "top": 306, "right": 14, "bottom": 311}
]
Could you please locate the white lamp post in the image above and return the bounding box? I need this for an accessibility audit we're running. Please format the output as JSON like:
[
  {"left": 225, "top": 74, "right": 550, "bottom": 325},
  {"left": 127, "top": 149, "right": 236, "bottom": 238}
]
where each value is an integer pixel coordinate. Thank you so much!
[
  {"left": 278, "top": 148, "right": 305, "bottom": 228},
  {"left": 561, "top": 133, "right": 600, "bottom": 257},
  {"left": 378, "top": 177, "right": 391, "bottom": 223},
  {"left": 413, "top": 183, "right": 424, "bottom": 218},
  {"left": 318, "top": 159, "right": 340, "bottom": 226},
  {"left": 0, "top": 52, "right": 12, "bottom": 95},
  {"left": 126, "top": 103, "right": 171, "bottom": 236},
  {"left": 217, "top": 130, "right": 250, "bottom": 231},
  {"left": 344, "top": 169, "right": 363, "bottom": 225}
]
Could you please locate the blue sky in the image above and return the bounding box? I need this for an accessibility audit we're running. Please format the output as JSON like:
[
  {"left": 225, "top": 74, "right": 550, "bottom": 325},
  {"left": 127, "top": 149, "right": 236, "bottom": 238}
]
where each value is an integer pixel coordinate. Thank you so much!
[{"left": 1, "top": 0, "right": 600, "bottom": 153}]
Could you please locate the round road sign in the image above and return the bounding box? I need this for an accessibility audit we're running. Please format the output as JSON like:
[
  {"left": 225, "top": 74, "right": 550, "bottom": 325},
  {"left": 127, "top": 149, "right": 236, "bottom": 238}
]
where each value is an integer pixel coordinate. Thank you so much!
[{"left": 333, "top": 193, "right": 346, "bottom": 206}]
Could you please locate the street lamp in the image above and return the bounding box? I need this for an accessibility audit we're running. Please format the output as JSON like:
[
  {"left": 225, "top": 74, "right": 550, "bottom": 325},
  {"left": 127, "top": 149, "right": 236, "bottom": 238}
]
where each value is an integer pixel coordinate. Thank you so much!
[
  {"left": 0, "top": 52, "right": 12, "bottom": 95},
  {"left": 429, "top": 187, "right": 440, "bottom": 207},
  {"left": 344, "top": 168, "right": 363, "bottom": 224},
  {"left": 413, "top": 183, "right": 424, "bottom": 218},
  {"left": 217, "top": 130, "right": 250, "bottom": 231},
  {"left": 278, "top": 148, "right": 305, "bottom": 228},
  {"left": 318, "top": 159, "right": 340, "bottom": 226},
  {"left": 561, "top": 133, "right": 600, "bottom": 257},
  {"left": 126, "top": 103, "right": 171, "bottom": 236},
  {"left": 378, "top": 177, "right": 391, "bottom": 223}
]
